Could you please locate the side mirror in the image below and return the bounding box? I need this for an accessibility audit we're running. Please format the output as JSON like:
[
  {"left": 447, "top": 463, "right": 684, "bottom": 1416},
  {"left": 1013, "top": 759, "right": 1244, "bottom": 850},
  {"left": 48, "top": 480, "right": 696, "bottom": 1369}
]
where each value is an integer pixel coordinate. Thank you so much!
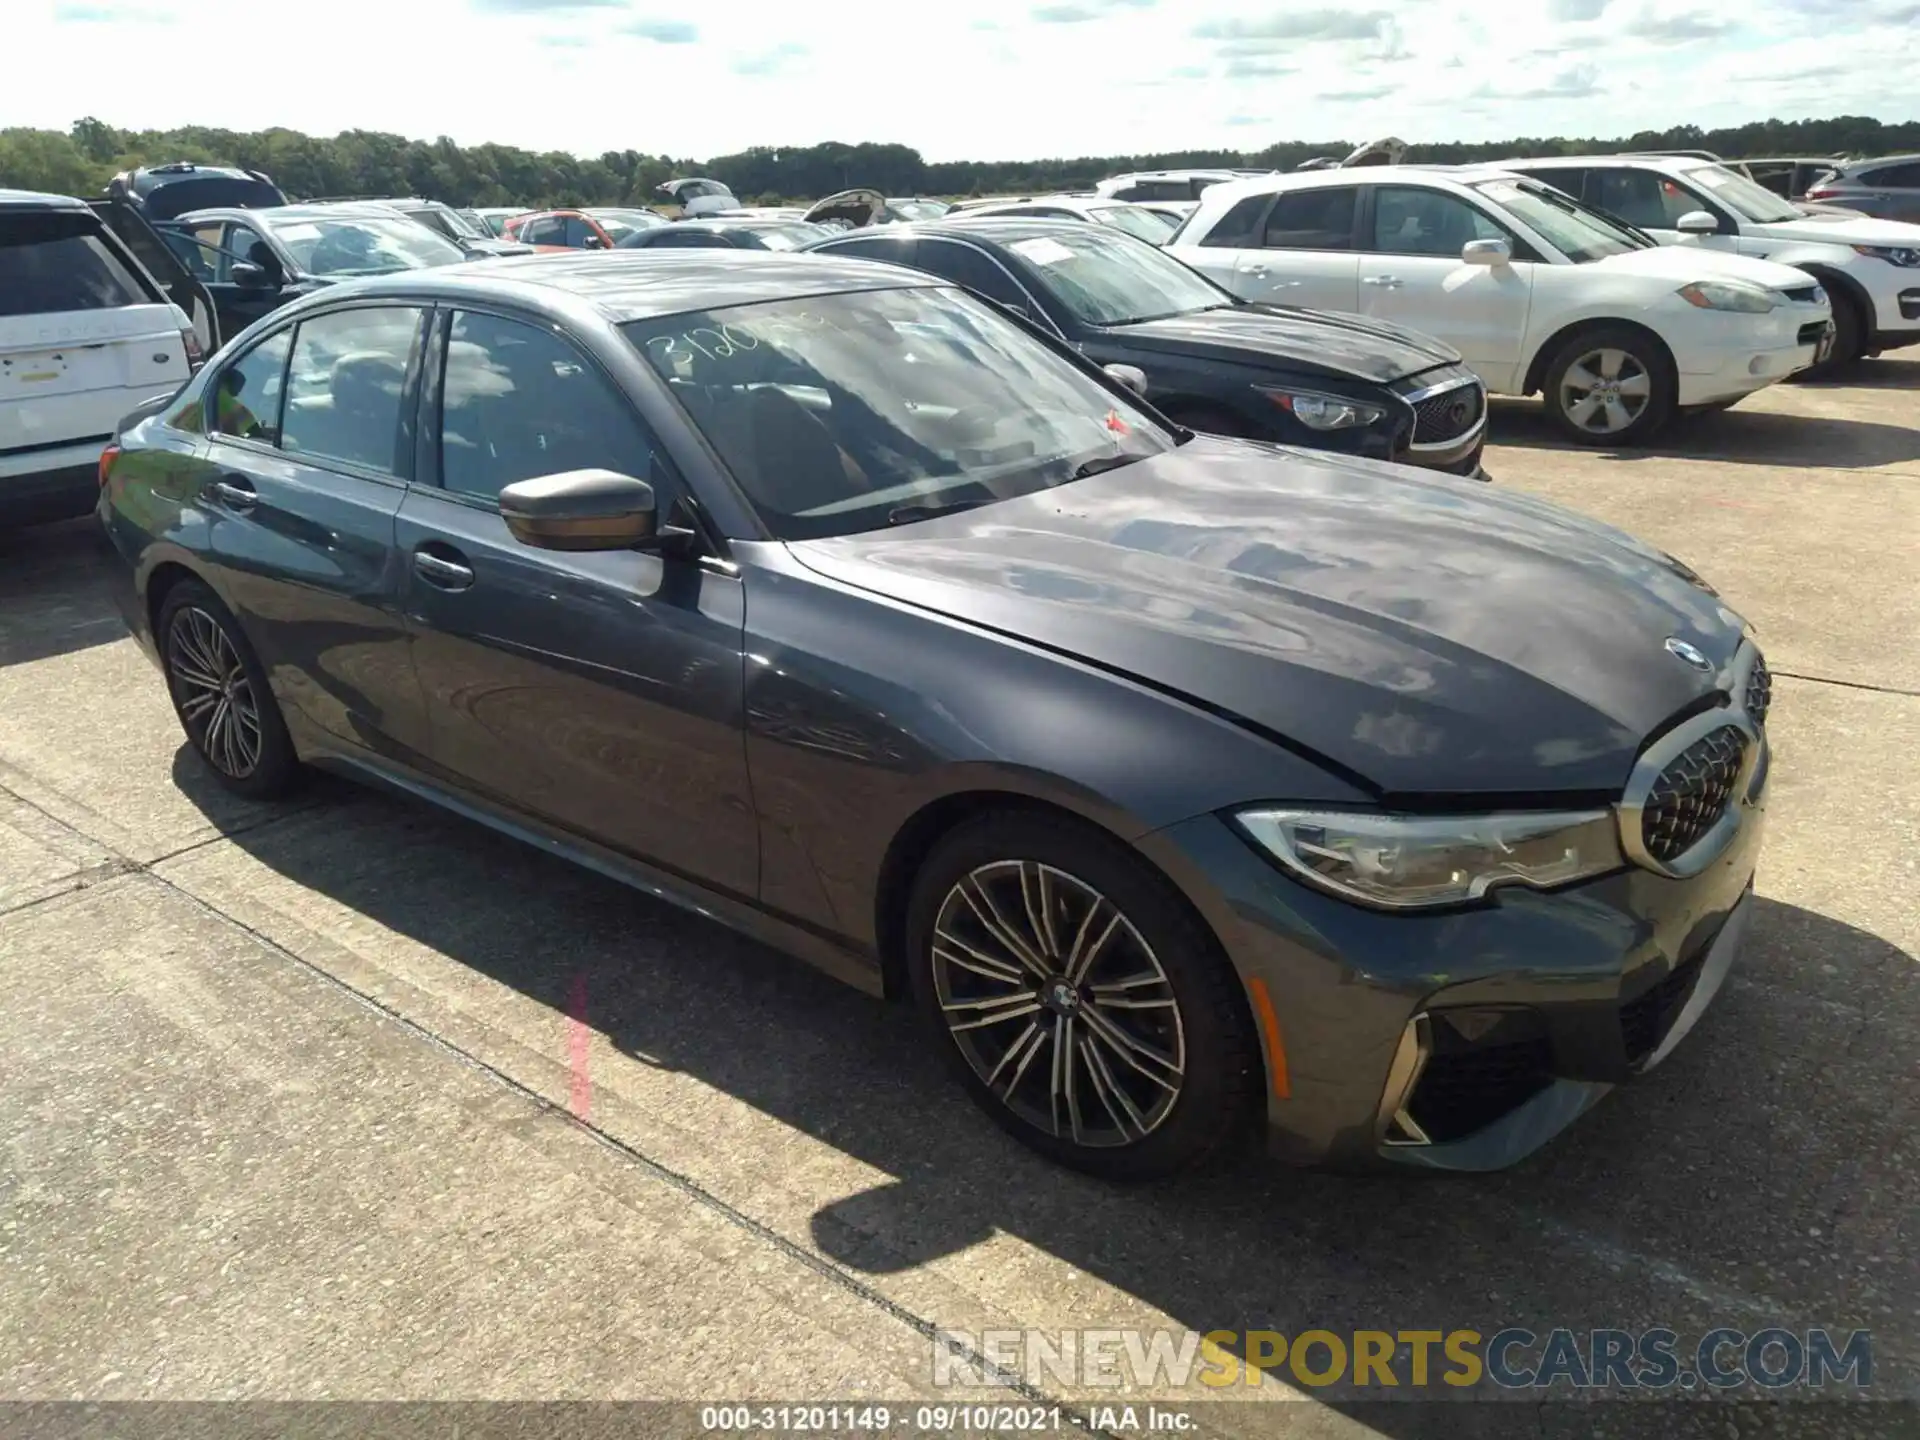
[
  {"left": 581, "top": 234, "right": 607, "bottom": 250},
  {"left": 500, "top": 469, "right": 657, "bottom": 551},
  {"left": 1677, "top": 211, "right": 1719, "bottom": 235},
  {"left": 231, "top": 261, "right": 275, "bottom": 289},
  {"left": 1103, "top": 363, "right": 1149, "bottom": 398},
  {"left": 1461, "top": 239, "right": 1511, "bottom": 267}
]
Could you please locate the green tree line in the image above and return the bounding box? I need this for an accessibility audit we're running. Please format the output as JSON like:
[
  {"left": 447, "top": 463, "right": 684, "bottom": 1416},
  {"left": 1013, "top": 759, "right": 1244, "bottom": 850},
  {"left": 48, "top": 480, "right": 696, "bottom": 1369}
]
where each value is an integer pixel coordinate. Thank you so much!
[{"left": 3, "top": 114, "right": 1917, "bottom": 210}]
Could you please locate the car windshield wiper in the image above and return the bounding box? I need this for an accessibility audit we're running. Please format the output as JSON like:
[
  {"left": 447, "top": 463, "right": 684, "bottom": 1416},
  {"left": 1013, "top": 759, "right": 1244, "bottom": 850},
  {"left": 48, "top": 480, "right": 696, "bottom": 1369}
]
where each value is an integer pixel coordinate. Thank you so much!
[
  {"left": 1070, "top": 452, "right": 1145, "bottom": 481},
  {"left": 887, "top": 499, "right": 988, "bottom": 526}
]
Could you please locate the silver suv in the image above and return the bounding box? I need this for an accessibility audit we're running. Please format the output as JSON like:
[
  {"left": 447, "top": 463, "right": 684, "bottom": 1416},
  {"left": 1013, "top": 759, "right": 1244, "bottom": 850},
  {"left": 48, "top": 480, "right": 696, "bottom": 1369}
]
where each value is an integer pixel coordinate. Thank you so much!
[{"left": 1804, "top": 155, "right": 1920, "bottom": 225}]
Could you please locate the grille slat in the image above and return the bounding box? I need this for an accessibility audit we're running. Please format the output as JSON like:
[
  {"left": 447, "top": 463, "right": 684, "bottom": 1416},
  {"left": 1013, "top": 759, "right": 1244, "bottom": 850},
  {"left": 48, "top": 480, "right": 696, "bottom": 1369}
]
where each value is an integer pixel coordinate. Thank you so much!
[
  {"left": 1411, "top": 383, "right": 1484, "bottom": 445},
  {"left": 1641, "top": 724, "right": 1748, "bottom": 864},
  {"left": 1797, "top": 321, "right": 1831, "bottom": 344},
  {"left": 1621, "top": 953, "right": 1705, "bottom": 1063},
  {"left": 1744, "top": 655, "right": 1772, "bottom": 727}
]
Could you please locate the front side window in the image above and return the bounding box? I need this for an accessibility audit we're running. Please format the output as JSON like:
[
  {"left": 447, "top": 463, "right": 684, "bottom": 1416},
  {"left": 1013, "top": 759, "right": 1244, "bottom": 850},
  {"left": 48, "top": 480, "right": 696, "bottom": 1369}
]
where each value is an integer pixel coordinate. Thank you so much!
[
  {"left": 280, "top": 306, "right": 424, "bottom": 475},
  {"left": 0, "top": 215, "right": 151, "bottom": 316},
  {"left": 438, "top": 310, "right": 660, "bottom": 504},
  {"left": 1369, "top": 186, "right": 1509, "bottom": 257},
  {"left": 1262, "top": 187, "right": 1357, "bottom": 250},
  {"left": 915, "top": 241, "right": 1030, "bottom": 310},
  {"left": 1589, "top": 169, "right": 1707, "bottom": 230},
  {"left": 262, "top": 214, "right": 464, "bottom": 276},
  {"left": 209, "top": 328, "right": 293, "bottom": 443},
  {"left": 626, "top": 286, "right": 1177, "bottom": 541},
  {"left": 1001, "top": 225, "right": 1230, "bottom": 326},
  {"left": 223, "top": 224, "right": 267, "bottom": 283}
]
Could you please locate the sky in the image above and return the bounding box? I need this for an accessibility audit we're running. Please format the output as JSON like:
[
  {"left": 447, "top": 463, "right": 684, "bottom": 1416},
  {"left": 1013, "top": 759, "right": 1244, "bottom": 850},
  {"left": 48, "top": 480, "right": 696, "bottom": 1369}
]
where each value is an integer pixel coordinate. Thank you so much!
[{"left": 14, "top": 0, "right": 1920, "bottom": 161}]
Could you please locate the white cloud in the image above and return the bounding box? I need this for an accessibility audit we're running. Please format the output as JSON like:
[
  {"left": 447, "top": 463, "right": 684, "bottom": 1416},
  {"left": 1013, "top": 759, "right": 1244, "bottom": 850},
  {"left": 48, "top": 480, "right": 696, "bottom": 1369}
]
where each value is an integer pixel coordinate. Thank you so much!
[{"left": 7, "top": 0, "right": 1917, "bottom": 161}]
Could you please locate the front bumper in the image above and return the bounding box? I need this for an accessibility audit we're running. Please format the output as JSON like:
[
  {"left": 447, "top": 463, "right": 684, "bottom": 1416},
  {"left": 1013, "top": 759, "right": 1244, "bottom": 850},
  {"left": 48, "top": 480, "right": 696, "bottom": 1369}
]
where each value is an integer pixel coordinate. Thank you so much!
[
  {"left": 1140, "top": 738, "right": 1767, "bottom": 1172},
  {"left": 1675, "top": 337, "right": 1822, "bottom": 405}
]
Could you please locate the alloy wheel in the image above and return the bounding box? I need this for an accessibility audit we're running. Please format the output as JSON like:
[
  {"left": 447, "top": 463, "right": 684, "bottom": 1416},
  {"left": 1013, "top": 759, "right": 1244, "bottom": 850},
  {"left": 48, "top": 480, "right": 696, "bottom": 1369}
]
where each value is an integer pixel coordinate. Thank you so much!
[
  {"left": 1558, "top": 347, "right": 1653, "bottom": 435},
  {"left": 931, "top": 860, "right": 1186, "bottom": 1148},
  {"left": 167, "top": 606, "right": 264, "bottom": 779}
]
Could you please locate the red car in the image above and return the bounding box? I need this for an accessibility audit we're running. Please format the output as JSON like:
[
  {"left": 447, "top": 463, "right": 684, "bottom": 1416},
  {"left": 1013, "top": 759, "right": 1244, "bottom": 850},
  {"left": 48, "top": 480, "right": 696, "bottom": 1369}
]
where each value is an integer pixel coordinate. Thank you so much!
[{"left": 503, "top": 208, "right": 667, "bottom": 251}]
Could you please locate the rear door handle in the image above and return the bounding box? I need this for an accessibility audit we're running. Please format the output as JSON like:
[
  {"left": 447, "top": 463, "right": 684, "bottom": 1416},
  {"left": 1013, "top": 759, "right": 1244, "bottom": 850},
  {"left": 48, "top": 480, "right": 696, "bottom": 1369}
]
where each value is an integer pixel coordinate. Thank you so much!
[
  {"left": 210, "top": 476, "right": 257, "bottom": 510},
  {"left": 1363, "top": 275, "right": 1404, "bottom": 289},
  {"left": 412, "top": 546, "right": 475, "bottom": 591}
]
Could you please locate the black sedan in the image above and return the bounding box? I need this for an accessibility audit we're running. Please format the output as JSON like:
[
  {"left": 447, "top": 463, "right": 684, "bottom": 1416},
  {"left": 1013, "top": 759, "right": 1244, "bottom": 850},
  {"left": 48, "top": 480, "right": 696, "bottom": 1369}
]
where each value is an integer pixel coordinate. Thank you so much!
[
  {"left": 617, "top": 218, "right": 833, "bottom": 252},
  {"left": 807, "top": 218, "right": 1488, "bottom": 477},
  {"left": 100, "top": 252, "right": 1767, "bottom": 1179}
]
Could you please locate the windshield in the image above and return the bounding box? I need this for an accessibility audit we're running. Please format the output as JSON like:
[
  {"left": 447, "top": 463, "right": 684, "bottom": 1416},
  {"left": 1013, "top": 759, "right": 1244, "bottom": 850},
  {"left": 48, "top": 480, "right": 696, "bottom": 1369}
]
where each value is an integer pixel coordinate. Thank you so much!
[
  {"left": 1474, "top": 179, "right": 1643, "bottom": 263},
  {"left": 591, "top": 209, "right": 667, "bottom": 241},
  {"left": 1000, "top": 225, "right": 1230, "bottom": 325},
  {"left": 743, "top": 223, "right": 832, "bottom": 250},
  {"left": 262, "top": 213, "right": 466, "bottom": 276},
  {"left": 624, "top": 286, "right": 1175, "bottom": 540},
  {"left": 1689, "top": 164, "right": 1804, "bottom": 224},
  {"left": 889, "top": 200, "right": 950, "bottom": 221},
  {"left": 1092, "top": 205, "right": 1179, "bottom": 242},
  {"left": 426, "top": 206, "right": 488, "bottom": 240}
]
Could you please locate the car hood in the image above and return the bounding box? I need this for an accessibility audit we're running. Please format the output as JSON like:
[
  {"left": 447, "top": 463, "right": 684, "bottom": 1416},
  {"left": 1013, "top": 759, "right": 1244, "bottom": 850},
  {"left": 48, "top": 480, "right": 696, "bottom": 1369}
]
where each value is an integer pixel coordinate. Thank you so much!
[
  {"left": 1740, "top": 213, "right": 1920, "bottom": 247},
  {"left": 1104, "top": 304, "right": 1461, "bottom": 384},
  {"left": 787, "top": 441, "right": 1744, "bottom": 800},
  {"left": 1594, "top": 244, "right": 1816, "bottom": 291}
]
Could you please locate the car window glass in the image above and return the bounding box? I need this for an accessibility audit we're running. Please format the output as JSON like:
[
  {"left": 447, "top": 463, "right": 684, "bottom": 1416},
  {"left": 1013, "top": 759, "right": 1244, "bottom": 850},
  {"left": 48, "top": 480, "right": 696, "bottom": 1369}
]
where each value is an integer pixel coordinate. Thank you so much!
[
  {"left": 223, "top": 224, "right": 265, "bottom": 283},
  {"left": 0, "top": 220, "right": 150, "bottom": 316},
  {"left": 1865, "top": 162, "right": 1920, "bottom": 187},
  {"left": 1198, "top": 194, "right": 1269, "bottom": 248},
  {"left": 562, "top": 216, "right": 594, "bottom": 247},
  {"left": 209, "top": 328, "right": 293, "bottom": 443},
  {"left": 1588, "top": 169, "right": 1698, "bottom": 229},
  {"left": 523, "top": 216, "right": 563, "bottom": 245},
  {"left": 917, "top": 241, "right": 1029, "bottom": 309},
  {"left": 655, "top": 230, "right": 729, "bottom": 248},
  {"left": 439, "top": 310, "right": 661, "bottom": 505},
  {"left": 1369, "top": 187, "right": 1508, "bottom": 256},
  {"left": 280, "top": 306, "right": 423, "bottom": 475},
  {"left": 1263, "top": 187, "right": 1357, "bottom": 250}
]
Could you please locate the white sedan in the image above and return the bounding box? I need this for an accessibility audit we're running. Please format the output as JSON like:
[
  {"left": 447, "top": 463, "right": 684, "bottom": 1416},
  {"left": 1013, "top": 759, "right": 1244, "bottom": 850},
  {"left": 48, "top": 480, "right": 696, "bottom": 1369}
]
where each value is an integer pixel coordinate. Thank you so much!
[{"left": 1169, "top": 166, "right": 1834, "bottom": 443}]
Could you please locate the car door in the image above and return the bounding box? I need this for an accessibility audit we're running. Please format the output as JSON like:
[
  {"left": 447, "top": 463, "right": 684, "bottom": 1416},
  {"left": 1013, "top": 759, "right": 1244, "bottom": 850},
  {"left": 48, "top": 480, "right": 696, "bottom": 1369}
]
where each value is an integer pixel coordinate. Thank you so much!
[
  {"left": 395, "top": 305, "right": 757, "bottom": 896},
  {"left": 1239, "top": 185, "right": 1363, "bottom": 312},
  {"left": 194, "top": 303, "right": 432, "bottom": 762},
  {"left": 1355, "top": 184, "right": 1532, "bottom": 389},
  {"left": 88, "top": 198, "right": 220, "bottom": 354}
]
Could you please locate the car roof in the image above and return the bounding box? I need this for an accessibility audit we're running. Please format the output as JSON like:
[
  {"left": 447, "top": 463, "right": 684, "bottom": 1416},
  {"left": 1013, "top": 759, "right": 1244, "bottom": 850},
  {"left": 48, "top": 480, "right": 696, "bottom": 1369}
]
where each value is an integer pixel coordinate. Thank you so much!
[
  {"left": 1201, "top": 164, "right": 1521, "bottom": 200},
  {"left": 0, "top": 187, "right": 90, "bottom": 212},
  {"left": 844, "top": 216, "right": 1105, "bottom": 245},
  {"left": 314, "top": 250, "right": 928, "bottom": 322},
  {"left": 175, "top": 203, "right": 413, "bottom": 225}
]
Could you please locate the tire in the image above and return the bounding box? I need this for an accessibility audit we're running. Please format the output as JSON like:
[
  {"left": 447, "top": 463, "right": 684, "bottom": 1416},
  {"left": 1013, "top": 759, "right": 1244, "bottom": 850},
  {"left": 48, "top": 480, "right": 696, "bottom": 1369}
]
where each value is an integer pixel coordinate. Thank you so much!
[
  {"left": 157, "top": 579, "right": 301, "bottom": 800},
  {"left": 1541, "top": 327, "right": 1676, "bottom": 445},
  {"left": 904, "top": 810, "right": 1262, "bottom": 1181},
  {"left": 1802, "top": 289, "right": 1866, "bottom": 378}
]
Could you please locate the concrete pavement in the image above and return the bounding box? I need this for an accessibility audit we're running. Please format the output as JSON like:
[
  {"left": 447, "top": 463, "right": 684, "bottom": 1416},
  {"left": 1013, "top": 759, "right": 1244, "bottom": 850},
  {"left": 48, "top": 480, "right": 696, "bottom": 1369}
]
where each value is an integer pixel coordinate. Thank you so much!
[{"left": 1, "top": 358, "right": 1915, "bottom": 1437}]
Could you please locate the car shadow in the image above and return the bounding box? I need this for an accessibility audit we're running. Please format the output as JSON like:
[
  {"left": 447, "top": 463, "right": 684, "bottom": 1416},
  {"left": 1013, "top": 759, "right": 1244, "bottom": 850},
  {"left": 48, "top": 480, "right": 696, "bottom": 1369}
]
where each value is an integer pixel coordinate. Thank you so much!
[
  {"left": 0, "top": 517, "right": 130, "bottom": 671},
  {"left": 172, "top": 763, "right": 1918, "bottom": 1429},
  {"left": 1798, "top": 355, "right": 1920, "bottom": 391},
  {"left": 1487, "top": 397, "right": 1920, "bottom": 471}
]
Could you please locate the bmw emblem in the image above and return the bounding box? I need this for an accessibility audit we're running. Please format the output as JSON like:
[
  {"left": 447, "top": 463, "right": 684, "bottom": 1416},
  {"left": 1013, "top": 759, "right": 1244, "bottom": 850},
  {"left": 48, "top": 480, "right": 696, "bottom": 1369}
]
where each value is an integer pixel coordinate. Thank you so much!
[{"left": 1665, "top": 637, "right": 1713, "bottom": 672}]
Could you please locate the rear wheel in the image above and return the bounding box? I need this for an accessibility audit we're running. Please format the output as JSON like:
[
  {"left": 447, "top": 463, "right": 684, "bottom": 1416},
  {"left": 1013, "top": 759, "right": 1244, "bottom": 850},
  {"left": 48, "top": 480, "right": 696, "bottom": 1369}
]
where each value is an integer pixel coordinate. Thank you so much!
[
  {"left": 158, "top": 579, "right": 300, "bottom": 800},
  {"left": 1541, "top": 328, "right": 1675, "bottom": 445},
  {"left": 905, "top": 811, "right": 1262, "bottom": 1180}
]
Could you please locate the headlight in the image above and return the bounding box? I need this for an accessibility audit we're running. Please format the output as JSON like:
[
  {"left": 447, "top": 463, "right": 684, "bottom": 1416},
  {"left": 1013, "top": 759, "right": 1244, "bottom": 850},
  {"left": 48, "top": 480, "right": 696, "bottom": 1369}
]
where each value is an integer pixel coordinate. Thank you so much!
[
  {"left": 1676, "top": 281, "right": 1777, "bottom": 313},
  {"left": 1853, "top": 245, "right": 1920, "bottom": 268},
  {"left": 1236, "top": 808, "right": 1624, "bottom": 911},
  {"left": 1257, "top": 386, "right": 1385, "bottom": 431}
]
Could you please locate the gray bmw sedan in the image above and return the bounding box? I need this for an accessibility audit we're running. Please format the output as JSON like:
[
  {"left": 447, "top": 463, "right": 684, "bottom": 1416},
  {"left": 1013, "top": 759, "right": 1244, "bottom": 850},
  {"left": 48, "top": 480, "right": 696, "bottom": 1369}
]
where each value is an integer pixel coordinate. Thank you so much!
[{"left": 99, "top": 251, "right": 1769, "bottom": 1179}]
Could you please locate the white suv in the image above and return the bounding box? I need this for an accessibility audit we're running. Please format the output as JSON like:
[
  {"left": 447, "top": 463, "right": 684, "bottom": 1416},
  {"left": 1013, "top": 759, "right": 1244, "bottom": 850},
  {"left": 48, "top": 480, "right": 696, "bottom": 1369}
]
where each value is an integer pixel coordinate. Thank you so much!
[
  {"left": 2, "top": 189, "right": 202, "bottom": 526},
  {"left": 1169, "top": 166, "right": 1833, "bottom": 443},
  {"left": 1095, "top": 170, "right": 1261, "bottom": 203},
  {"left": 1498, "top": 154, "right": 1920, "bottom": 368}
]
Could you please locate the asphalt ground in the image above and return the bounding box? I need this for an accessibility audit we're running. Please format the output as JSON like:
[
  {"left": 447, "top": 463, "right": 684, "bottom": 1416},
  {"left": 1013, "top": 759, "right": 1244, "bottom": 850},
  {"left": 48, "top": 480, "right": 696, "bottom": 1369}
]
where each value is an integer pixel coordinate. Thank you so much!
[{"left": 1, "top": 359, "right": 1915, "bottom": 1440}]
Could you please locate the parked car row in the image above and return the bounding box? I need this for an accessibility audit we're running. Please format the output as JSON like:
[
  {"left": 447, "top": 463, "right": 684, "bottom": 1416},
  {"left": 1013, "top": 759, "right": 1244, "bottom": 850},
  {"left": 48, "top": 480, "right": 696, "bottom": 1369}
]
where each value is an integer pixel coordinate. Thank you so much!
[{"left": 91, "top": 247, "right": 1781, "bottom": 1182}]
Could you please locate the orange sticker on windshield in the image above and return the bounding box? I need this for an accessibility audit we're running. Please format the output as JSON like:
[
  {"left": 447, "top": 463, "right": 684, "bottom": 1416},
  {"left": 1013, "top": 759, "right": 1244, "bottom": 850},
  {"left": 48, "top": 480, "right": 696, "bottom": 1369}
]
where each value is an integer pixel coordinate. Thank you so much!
[{"left": 1104, "top": 410, "right": 1130, "bottom": 436}]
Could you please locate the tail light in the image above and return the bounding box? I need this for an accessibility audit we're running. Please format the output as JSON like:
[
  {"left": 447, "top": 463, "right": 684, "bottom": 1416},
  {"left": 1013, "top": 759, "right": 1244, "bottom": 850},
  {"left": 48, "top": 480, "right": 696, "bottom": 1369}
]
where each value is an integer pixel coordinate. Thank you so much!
[
  {"left": 1805, "top": 186, "right": 1838, "bottom": 201},
  {"left": 181, "top": 325, "right": 205, "bottom": 372},
  {"left": 98, "top": 442, "right": 121, "bottom": 489}
]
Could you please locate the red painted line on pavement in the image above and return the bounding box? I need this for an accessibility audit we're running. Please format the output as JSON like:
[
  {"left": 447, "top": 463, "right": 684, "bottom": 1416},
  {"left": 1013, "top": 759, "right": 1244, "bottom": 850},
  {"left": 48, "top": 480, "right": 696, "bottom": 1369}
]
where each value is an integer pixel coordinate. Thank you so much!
[{"left": 568, "top": 971, "right": 592, "bottom": 1121}]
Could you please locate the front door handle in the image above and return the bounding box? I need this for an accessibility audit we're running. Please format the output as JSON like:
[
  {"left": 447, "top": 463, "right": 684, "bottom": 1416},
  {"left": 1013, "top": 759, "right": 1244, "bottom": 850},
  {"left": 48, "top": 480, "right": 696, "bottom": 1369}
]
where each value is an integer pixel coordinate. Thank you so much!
[
  {"left": 412, "top": 547, "right": 475, "bottom": 591},
  {"left": 210, "top": 476, "right": 257, "bottom": 510},
  {"left": 1362, "top": 275, "right": 1404, "bottom": 289},
  {"left": 1245, "top": 264, "right": 1270, "bottom": 277}
]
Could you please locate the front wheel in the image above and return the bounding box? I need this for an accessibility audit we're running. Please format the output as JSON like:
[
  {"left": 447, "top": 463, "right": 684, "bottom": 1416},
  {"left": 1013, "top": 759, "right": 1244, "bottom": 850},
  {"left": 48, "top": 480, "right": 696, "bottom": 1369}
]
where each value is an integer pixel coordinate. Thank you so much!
[
  {"left": 905, "top": 811, "right": 1263, "bottom": 1180},
  {"left": 1541, "top": 328, "right": 1675, "bottom": 445}
]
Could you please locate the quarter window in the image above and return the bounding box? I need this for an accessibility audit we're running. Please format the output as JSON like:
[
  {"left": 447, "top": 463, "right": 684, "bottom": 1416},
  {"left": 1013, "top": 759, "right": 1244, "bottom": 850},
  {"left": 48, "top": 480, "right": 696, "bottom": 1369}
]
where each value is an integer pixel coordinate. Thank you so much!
[
  {"left": 1263, "top": 188, "right": 1358, "bottom": 250},
  {"left": 209, "top": 328, "right": 293, "bottom": 443},
  {"left": 437, "top": 310, "right": 661, "bottom": 504},
  {"left": 280, "top": 306, "right": 424, "bottom": 476},
  {"left": 1368, "top": 187, "right": 1509, "bottom": 256}
]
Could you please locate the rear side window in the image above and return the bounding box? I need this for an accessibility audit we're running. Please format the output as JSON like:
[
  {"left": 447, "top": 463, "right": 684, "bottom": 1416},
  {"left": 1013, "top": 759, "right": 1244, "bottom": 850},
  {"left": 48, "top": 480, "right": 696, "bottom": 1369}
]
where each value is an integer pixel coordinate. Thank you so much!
[
  {"left": 0, "top": 215, "right": 153, "bottom": 317},
  {"left": 1862, "top": 162, "right": 1920, "bottom": 188},
  {"left": 1262, "top": 187, "right": 1358, "bottom": 250},
  {"left": 210, "top": 329, "right": 293, "bottom": 444},
  {"left": 280, "top": 306, "right": 425, "bottom": 476},
  {"left": 1197, "top": 194, "right": 1270, "bottom": 248}
]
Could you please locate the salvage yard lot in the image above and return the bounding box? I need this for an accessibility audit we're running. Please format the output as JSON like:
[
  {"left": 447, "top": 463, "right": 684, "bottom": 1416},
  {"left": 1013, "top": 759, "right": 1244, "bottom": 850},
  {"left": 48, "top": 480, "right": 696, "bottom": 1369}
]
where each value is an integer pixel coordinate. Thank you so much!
[{"left": 1, "top": 362, "right": 1915, "bottom": 1434}]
